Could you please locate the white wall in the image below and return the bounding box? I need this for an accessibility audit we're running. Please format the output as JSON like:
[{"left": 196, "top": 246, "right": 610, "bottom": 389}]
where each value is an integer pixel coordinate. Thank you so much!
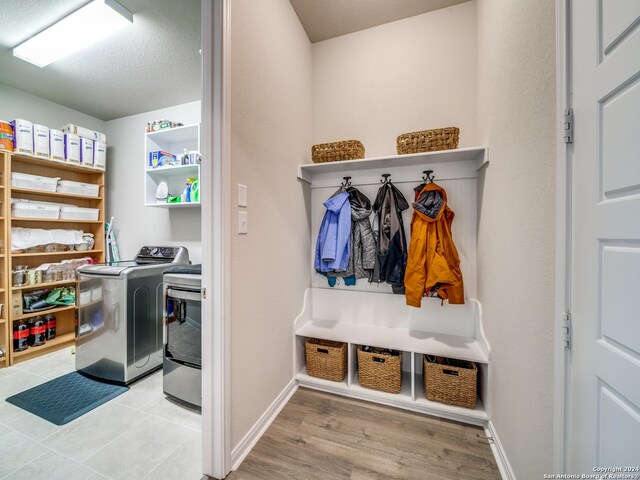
[
  {"left": 104, "top": 101, "right": 202, "bottom": 262},
  {"left": 230, "top": 0, "right": 312, "bottom": 450},
  {"left": 0, "top": 82, "right": 106, "bottom": 134},
  {"left": 476, "top": 0, "right": 556, "bottom": 477},
  {"left": 312, "top": 1, "right": 477, "bottom": 157}
]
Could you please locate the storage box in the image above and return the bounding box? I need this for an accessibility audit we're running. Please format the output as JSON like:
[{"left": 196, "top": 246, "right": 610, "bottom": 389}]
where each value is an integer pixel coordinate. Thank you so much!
[
  {"left": 57, "top": 180, "right": 100, "bottom": 197},
  {"left": 12, "top": 292, "right": 23, "bottom": 317},
  {"left": 12, "top": 202, "right": 60, "bottom": 219},
  {"left": 93, "top": 141, "right": 106, "bottom": 170},
  {"left": 90, "top": 287, "right": 103, "bottom": 302},
  {"left": 64, "top": 134, "right": 81, "bottom": 163},
  {"left": 149, "top": 150, "right": 178, "bottom": 169},
  {"left": 10, "top": 119, "right": 33, "bottom": 155},
  {"left": 60, "top": 205, "right": 99, "bottom": 221},
  {"left": 357, "top": 346, "right": 402, "bottom": 393},
  {"left": 423, "top": 355, "right": 477, "bottom": 409},
  {"left": 80, "top": 138, "right": 94, "bottom": 166},
  {"left": 79, "top": 290, "right": 91, "bottom": 306},
  {"left": 305, "top": 338, "right": 347, "bottom": 382},
  {"left": 12, "top": 172, "right": 59, "bottom": 192},
  {"left": 33, "top": 124, "right": 50, "bottom": 158},
  {"left": 50, "top": 129, "right": 65, "bottom": 161},
  {"left": 61, "top": 124, "right": 106, "bottom": 143}
]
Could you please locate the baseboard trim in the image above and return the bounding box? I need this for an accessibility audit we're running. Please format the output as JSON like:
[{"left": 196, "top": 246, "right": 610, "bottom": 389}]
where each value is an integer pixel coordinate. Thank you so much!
[
  {"left": 485, "top": 421, "right": 516, "bottom": 480},
  {"left": 230, "top": 379, "right": 298, "bottom": 471}
]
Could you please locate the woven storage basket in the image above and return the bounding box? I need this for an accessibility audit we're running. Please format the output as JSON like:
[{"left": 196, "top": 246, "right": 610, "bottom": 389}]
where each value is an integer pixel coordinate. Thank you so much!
[
  {"left": 357, "top": 346, "right": 402, "bottom": 393},
  {"left": 305, "top": 338, "right": 347, "bottom": 382},
  {"left": 423, "top": 355, "right": 477, "bottom": 408},
  {"left": 311, "top": 140, "right": 365, "bottom": 163},
  {"left": 396, "top": 127, "right": 459, "bottom": 155}
]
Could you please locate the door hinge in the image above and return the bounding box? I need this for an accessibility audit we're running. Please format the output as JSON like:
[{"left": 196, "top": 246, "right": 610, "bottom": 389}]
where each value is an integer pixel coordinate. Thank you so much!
[
  {"left": 202, "top": 288, "right": 207, "bottom": 299},
  {"left": 563, "top": 108, "right": 573, "bottom": 144},
  {"left": 562, "top": 311, "right": 572, "bottom": 349}
]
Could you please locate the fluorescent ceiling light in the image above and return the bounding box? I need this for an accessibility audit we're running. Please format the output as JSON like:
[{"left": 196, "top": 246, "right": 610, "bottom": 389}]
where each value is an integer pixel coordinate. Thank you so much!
[{"left": 13, "top": 0, "right": 133, "bottom": 68}]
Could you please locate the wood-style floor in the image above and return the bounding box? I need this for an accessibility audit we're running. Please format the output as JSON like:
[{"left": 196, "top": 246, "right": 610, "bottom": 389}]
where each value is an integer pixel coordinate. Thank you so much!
[{"left": 227, "top": 387, "right": 500, "bottom": 480}]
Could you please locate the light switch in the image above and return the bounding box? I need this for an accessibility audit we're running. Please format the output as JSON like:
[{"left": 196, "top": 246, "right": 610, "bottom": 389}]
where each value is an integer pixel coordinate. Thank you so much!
[
  {"left": 237, "top": 184, "right": 247, "bottom": 207},
  {"left": 238, "top": 210, "right": 248, "bottom": 234}
]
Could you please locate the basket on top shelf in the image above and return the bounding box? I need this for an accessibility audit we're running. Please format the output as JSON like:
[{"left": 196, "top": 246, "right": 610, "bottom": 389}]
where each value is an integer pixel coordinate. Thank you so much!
[
  {"left": 305, "top": 338, "right": 347, "bottom": 382},
  {"left": 311, "top": 140, "right": 365, "bottom": 164},
  {"left": 357, "top": 345, "right": 402, "bottom": 393},
  {"left": 396, "top": 127, "right": 459, "bottom": 155},
  {"left": 423, "top": 355, "right": 477, "bottom": 409}
]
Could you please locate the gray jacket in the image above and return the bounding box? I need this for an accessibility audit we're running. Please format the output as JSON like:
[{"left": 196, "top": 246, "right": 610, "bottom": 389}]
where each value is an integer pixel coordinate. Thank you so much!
[{"left": 330, "top": 188, "right": 376, "bottom": 279}]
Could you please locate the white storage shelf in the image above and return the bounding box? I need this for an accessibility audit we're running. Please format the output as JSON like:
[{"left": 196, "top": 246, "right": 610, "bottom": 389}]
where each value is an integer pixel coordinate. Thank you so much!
[
  {"left": 294, "top": 147, "right": 491, "bottom": 426},
  {"left": 144, "top": 123, "right": 201, "bottom": 208}
]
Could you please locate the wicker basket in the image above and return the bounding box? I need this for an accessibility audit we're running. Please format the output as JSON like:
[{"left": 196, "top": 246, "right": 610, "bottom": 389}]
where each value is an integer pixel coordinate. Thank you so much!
[
  {"left": 396, "top": 127, "right": 459, "bottom": 155},
  {"left": 311, "top": 140, "right": 365, "bottom": 163},
  {"left": 423, "top": 355, "right": 477, "bottom": 408},
  {"left": 305, "top": 338, "right": 347, "bottom": 382},
  {"left": 357, "top": 346, "right": 402, "bottom": 393}
]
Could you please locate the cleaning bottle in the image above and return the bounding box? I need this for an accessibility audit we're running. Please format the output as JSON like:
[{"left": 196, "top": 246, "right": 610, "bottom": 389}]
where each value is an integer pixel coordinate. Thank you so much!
[
  {"left": 182, "top": 179, "right": 191, "bottom": 203},
  {"left": 190, "top": 179, "right": 199, "bottom": 203}
]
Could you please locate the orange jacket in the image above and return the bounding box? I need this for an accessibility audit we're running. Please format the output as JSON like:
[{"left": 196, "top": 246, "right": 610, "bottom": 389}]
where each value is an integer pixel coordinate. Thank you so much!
[{"left": 404, "top": 182, "right": 464, "bottom": 307}]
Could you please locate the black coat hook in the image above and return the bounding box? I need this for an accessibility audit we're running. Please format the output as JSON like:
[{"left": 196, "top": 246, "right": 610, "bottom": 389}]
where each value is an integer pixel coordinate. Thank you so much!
[
  {"left": 422, "top": 170, "right": 435, "bottom": 183},
  {"left": 380, "top": 173, "right": 391, "bottom": 184},
  {"left": 341, "top": 176, "right": 352, "bottom": 187}
]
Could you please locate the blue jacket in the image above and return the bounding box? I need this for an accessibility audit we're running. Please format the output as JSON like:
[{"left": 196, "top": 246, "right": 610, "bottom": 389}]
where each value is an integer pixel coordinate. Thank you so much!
[{"left": 314, "top": 192, "right": 351, "bottom": 273}]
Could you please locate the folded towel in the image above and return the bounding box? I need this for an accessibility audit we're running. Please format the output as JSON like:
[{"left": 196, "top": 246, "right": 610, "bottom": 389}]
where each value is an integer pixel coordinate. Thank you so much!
[{"left": 12, "top": 227, "right": 84, "bottom": 250}]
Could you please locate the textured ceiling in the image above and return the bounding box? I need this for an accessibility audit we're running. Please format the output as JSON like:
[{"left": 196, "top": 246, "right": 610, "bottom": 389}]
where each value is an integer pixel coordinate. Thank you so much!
[
  {"left": 0, "top": 0, "right": 201, "bottom": 121},
  {"left": 290, "top": 0, "right": 469, "bottom": 43}
]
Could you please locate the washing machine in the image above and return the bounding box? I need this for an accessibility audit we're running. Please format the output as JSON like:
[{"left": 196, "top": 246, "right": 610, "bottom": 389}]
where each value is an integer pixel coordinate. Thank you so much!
[{"left": 75, "top": 246, "right": 190, "bottom": 385}]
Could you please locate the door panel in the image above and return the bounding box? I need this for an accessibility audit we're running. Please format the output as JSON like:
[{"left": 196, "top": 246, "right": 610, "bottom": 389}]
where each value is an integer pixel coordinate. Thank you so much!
[
  {"left": 601, "top": 80, "right": 640, "bottom": 196},
  {"left": 598, "top": 384, "right": 640, "bottom": 466},
  {"left": 569, "top": 0, "right": 640, "bottom": 472},
  {"left": 601, "top": 246, "right": 640, "bottom": 355},
  {"left": 600, "top": 0, "right": 640, "bottom": 55}
]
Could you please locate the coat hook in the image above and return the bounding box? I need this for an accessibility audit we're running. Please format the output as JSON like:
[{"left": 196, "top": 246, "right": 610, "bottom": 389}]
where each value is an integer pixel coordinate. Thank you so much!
[
  {"left": 380, "top": 173, "right": 391, "bottom": 184},
  {"left": 422, "top": 170, "right": 435, "bottom": 183},
  {"left": 341, "top": 176, "right": 352, "bottom": 187}
]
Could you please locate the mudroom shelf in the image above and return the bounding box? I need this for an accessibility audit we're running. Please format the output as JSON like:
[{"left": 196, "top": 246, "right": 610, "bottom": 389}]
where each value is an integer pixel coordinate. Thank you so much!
[
  {"left": 296, "top": 318, "right": 487, "bottom": 363},
  {"left": 297, "top": 146, "right": 488, "bottom": 184}
]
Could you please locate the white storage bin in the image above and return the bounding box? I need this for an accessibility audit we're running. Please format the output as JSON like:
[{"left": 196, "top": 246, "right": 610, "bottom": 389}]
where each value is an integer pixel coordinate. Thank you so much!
[
  {"left": 59, "top": 206, "right": 99, "bottom": 221},
  {"left": 57, "top": 180, "right": 100, "bottom": 197},
  {"left": 90, "top": 287, "right": 103, "bottom": 302},
  {"left": 79, "top": 290, "right": 91, "bottom": 306},
  {"left": 12, "top": 202, "right": 60, "bottom": 219},
  {"left": 12, "top": 172, "right": 59, "bottom": 192}
]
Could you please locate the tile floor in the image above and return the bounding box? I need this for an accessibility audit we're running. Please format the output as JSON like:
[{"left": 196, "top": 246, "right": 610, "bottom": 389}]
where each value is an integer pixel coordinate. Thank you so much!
[{"left": 0, "top": 347, "right": 203, "bottom": 480}]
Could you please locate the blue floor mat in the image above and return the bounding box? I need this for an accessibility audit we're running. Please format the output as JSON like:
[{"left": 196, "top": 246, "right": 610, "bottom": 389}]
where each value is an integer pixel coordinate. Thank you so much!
[{"left": 6, "top": 372, "right": 128, "bottom": 425}]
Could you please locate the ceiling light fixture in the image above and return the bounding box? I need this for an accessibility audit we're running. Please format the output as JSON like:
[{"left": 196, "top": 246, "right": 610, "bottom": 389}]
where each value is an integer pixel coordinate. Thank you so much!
[{"left": 13, "top": 0, "right": 133, "bottom": 68}]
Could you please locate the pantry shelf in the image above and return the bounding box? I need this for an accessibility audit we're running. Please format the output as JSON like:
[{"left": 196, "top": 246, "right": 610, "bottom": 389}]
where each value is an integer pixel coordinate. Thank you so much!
[
  {"left": 3, "top": 149, "right": 105, "bottom": 368},
  {"left": 11, "top": 187, "right": 102, "bottom": 201},
  {"left": 12, "top": 280, "right": 77, "bottom": 291},
  {"left": 11, "top": 217, "right": 102, "bottom": 224},
  {"left": 12, "top": 332, "right": 76, "bottom": 362},
  {"left": 13, "top": 305, "right": 75, "bottom": 321},
  {"left": 12, "top": 249, "right": 103, "bottom": 258},
  {"left": 10, "top": 153, "right": 104, "bottom": 175}
]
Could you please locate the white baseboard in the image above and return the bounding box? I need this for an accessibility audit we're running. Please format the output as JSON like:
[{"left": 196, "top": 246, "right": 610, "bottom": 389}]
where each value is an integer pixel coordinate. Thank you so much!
[
  {"left": 485, "top": 421, "right": 516, "bottom": 480},
  {"left": 230, "top": 379, "right": 298, "bottom": 471}
]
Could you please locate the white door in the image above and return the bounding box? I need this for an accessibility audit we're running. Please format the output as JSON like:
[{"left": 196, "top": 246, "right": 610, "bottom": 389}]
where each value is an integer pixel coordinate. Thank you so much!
[{"left": 568, "top": 0, "right": 640, "bottom": 472}]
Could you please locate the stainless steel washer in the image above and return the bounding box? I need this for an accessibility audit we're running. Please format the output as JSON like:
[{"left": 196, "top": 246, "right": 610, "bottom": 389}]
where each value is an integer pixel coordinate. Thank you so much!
[
  {"left": 163, "top": 267, "right": 202, "bottom": 408},
  {"left": 75, "top": 246, "right": 190, "bottom": 385}
]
